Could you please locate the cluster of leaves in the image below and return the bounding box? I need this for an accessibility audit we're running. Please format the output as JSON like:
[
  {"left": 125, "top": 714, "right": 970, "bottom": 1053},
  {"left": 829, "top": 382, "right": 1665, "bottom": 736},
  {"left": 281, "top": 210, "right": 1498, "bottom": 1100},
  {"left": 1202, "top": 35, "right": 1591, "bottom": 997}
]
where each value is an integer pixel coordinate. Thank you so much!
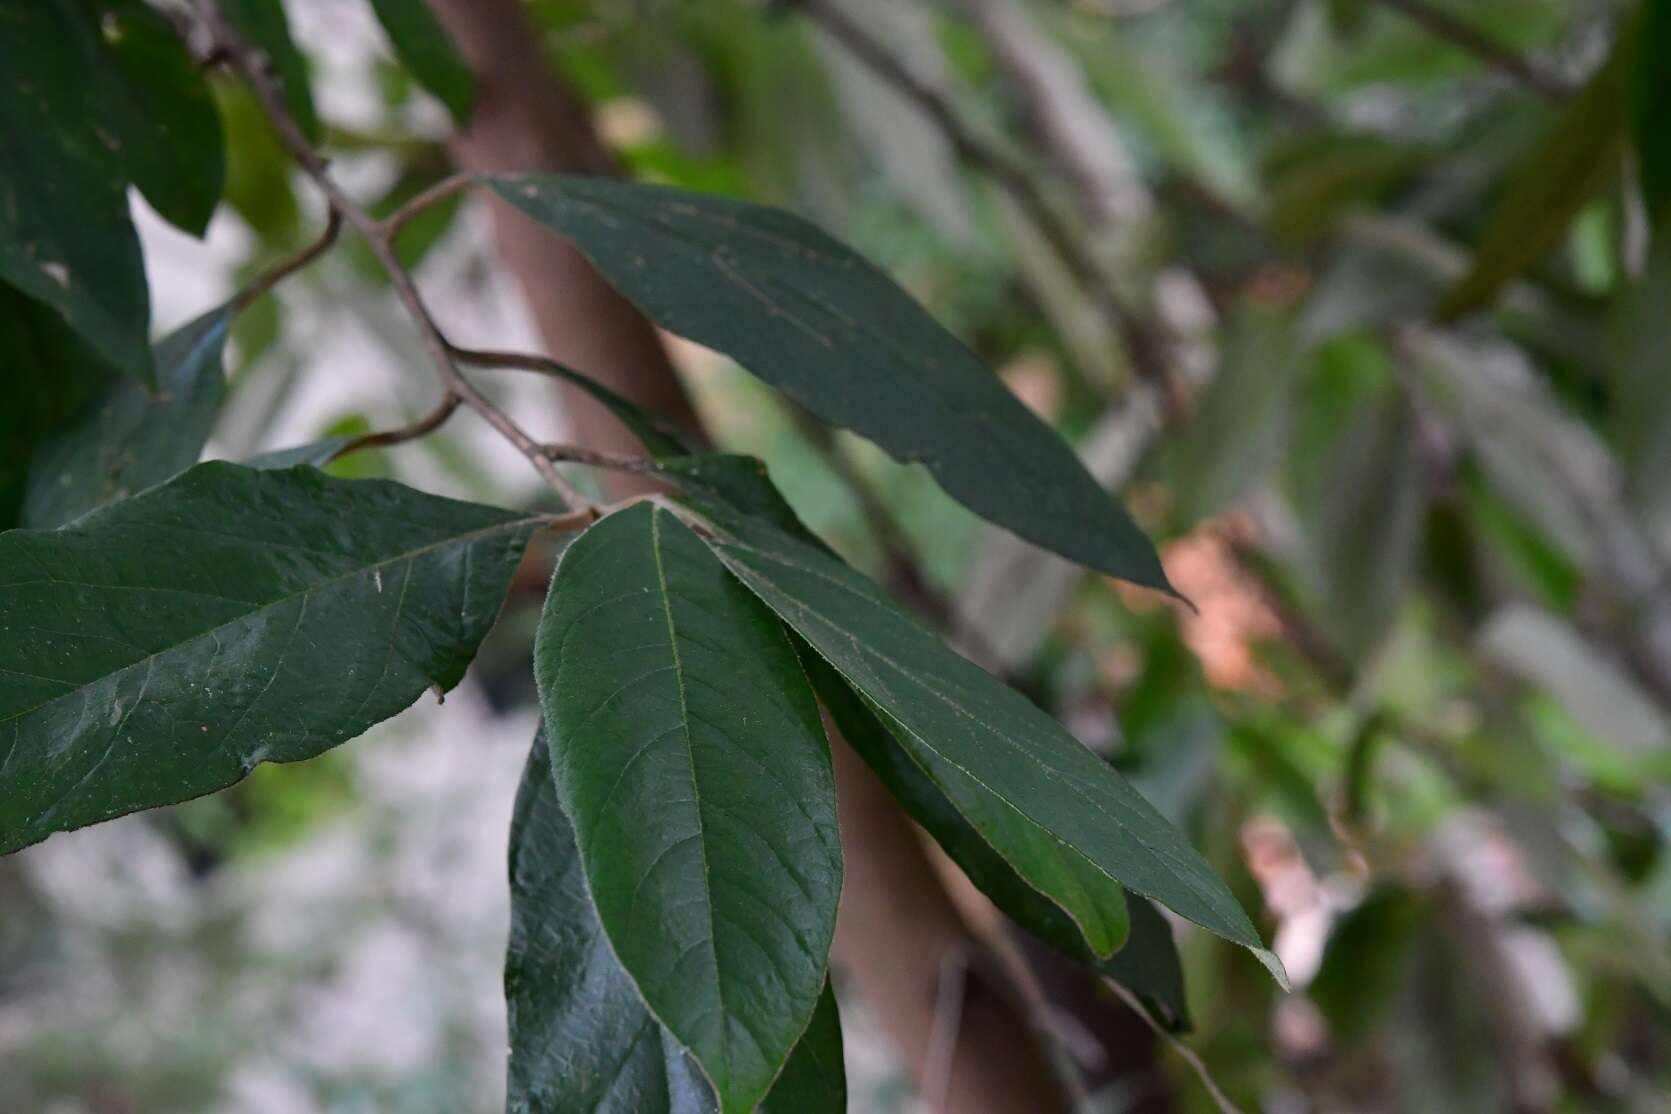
[{"left": 0, "top": 2, "right": 1284, "bottom": 1110}]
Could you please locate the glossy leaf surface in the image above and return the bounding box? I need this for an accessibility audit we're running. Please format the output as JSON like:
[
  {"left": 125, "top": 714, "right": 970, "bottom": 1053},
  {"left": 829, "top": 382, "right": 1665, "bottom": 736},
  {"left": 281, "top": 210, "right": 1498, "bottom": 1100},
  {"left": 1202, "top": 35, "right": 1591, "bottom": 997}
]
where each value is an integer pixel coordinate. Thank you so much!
[
  {"left": 0, "top": 464, "right": 537, "bottom": 854},
  {"left": 487, "top": 174, "right": 1170, "bottom": 593},
  {"left": 535, "top": 504, "right": 842, "bottom": 1113},
  {"left": 22, "top": 305, "right": 231, "bottom": 528},
  {"left": 506, "top": 728, "right": 845, "bottom": 1114}
]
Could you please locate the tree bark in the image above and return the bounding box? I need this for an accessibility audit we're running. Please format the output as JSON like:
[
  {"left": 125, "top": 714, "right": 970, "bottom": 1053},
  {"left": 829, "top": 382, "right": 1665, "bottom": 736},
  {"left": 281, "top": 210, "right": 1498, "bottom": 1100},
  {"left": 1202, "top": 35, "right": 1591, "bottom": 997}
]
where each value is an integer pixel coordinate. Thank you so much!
[{"left": 424, "top": 1, "right": 1071, "bottom": 1109}]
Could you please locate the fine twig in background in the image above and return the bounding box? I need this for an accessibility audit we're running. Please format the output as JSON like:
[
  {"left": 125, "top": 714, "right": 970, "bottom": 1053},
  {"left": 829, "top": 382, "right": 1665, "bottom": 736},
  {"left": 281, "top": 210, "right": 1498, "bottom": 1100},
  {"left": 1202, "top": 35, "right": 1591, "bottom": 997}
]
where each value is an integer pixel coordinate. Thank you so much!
[
  {"left": 202, "top": 3, "right": 600, "bottom": 515},
  {"left": 1102, "top": 979, "right": 1245, "bottom": 1114},
  {"left": 1370, "top": 0, "right": 1572, "bottom": 101},
  {"left": 232, "top": 209, "right": 343, "bottom": 311},
  {"left": 329, "top": 392, "right": 463, "bottom": 461},
  {"left": 920, "top": 948, "right": 973, "bottom": 1114},
  {"left": 795, "top": 0, "right": 1183, "bottom": 414}
]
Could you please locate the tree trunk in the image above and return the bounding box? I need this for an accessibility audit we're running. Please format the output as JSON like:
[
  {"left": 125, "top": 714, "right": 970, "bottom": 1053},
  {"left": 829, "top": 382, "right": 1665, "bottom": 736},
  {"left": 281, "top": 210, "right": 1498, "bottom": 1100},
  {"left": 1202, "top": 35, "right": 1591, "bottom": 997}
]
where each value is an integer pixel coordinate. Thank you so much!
[{"left": 424, "top": 1, "right": 1072, "bottom": 1109}]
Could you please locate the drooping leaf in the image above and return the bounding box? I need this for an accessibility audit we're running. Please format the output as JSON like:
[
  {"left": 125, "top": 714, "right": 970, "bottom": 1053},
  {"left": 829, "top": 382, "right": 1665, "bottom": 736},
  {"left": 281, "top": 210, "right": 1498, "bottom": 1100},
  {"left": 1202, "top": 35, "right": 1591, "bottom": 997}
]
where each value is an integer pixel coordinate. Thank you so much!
[
  {"left": 1103, "top": 895, "right": 1192, "bottom": 1032},
  {"left": 0, "top": 0, "right": 153, "bottom": 383},
  {"left": 221, "top": 0, "right": 319, "bottom": 143},
  {"left": 97, "top": 0, "right": 227, "bottom": 236},
  {"left": 369, "top": 0, "right": 473, "bottom": 122},
  {"left": 669, "top": 456, "right": 1283, "bottom": 981},
  {"left": 486, "top": 174, "right": 1171, "bottom": 594},
  {"left": 805, "top": 643, "right": 1132, "bottom": 960},
  {"left": 21, "top": 305, "right": 231, "bottom": 528},
  {"left": 1, "top": 284, "right": 113, "bottom": 528},
  {"left": 0, "top": 463, "right": 538, "bottom": 855},
  {"left": 534, "top": 504, "right": 842, "bottom": 1114},
  {"left": 1439, "top": 27, "right": 1634, "bottom": 319},
  {"left": 1633, "top": 0, "right": 1671, "bottom": 224},
  {"left": 507, "top": 728, "right": 846, "bottom": 1114}
]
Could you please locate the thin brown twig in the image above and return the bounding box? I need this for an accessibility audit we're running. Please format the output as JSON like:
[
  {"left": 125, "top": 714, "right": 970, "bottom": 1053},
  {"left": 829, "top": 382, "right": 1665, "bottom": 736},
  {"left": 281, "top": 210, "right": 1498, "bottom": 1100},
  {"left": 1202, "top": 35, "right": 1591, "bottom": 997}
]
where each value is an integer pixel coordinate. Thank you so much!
[
  {"left": 202, "top": 4, "right": 597, "bottom": 516},
  {"left": 379, "top": 173, "right": 474, "bottom": 239},
  {"left": 328, "top": 391, "right": 463, "bottom": 461},
  {"left": 796, "top": 0, "right": 1182, "bottom": 415},
  {"left": 1370, "top": 0, "right": 1572, "bottom": 102},
  {"left": 539, "top": 443, "right": 666, "bottom": 473},
  {"left": 1102, "top": 979, "right": 1245, "bottom": 1114},
  {"left": 232, "top": 209, "right": 343, "bottom": 311}
]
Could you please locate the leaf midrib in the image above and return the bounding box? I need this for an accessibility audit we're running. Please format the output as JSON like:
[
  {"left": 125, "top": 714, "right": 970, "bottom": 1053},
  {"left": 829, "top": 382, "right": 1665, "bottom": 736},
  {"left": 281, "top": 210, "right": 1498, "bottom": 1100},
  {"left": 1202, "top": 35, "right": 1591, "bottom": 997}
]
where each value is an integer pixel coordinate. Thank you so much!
[{"left": 1, "top": 514, "right": 536, "bottom": 728}]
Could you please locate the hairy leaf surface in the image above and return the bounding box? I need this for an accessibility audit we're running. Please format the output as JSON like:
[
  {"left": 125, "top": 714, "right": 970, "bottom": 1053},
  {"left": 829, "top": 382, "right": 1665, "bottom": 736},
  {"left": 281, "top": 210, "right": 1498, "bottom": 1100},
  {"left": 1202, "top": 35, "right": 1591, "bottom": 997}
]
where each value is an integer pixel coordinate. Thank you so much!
[
  {"left": 507, "top": 728, "right": 845, "bottom": 1114},
  {"left": 0, "top": 463, "right": 537, "bottom": 854},
  {"left": 487, "top": 174, "right": 1170, "bottom": 593},
  {"left": 534, "top": 504, "right": 841, "bottom": 1114},
  {"left": 22, "top": 306, "right": 231, "bottom": 528}
]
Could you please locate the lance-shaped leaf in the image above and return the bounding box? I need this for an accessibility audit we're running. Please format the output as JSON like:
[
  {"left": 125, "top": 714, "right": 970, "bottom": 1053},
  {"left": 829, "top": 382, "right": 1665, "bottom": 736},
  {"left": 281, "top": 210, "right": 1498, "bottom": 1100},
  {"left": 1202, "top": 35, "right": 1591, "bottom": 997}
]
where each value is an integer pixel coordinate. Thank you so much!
[
  {"left": 487, "top": 174, "right": 1170, "bottom": 594},
  {"left": 0, "top": 2, "right": 152, "bottom": 383},
  {"left": 243, "top": 437, "right": 355, "bottom": 471},
  {"left": 507, "top": 728, "right": 845, "bottom": 1114},
  {"left": 670, "top": 461, "right": 1283, "bottom": 982},
  {"left": 809, "top": 636, "right": 1190, "bottom": 1027},
  {"left": 369, "top": 0, "right": 473, "bottom": 123},
  {"left": 534, "top": 504, "right": 842, "bottom": 1114},
  {"left": 0, "top": 463, "right": 537, "bottom": 855},
  {"left": 22, "top": 305, "right": 232, "bottom": 528}
]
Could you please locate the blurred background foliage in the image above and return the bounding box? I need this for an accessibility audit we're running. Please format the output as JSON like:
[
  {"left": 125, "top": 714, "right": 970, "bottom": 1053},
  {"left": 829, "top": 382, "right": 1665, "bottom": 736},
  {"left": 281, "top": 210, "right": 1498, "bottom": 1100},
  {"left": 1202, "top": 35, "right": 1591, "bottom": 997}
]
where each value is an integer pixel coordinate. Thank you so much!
[{"left": 3, "top": 0, "right": 1670, "bottom": 1111}]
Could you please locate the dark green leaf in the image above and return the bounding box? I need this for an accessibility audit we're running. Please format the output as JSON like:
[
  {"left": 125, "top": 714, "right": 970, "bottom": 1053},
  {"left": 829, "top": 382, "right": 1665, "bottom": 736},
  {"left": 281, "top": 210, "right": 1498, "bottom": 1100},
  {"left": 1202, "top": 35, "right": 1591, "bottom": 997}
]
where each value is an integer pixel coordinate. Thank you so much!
[
  {"left": 0, "top": 1, "right": 153, "bottom": 383},
  {"left": 671, "top": 458, "right": 1283, "bottom": 981},
  {"left": 1103, "top": 896, "right": 1192, "bottom": 1032},
  {"left": 97, "top": 0, "right": 227, "bottom": 236},
  {"left": 507, "top": 728, "right": 846, "bottom": 1114},
  {"left": 21, "top": 305, "right": 231, "bottom": 528},
  {"left": 1, "top": 284, "right": 113, "bottom": 527},
  {"left": 1439, "top": 29, "right": 1634, "bottom": 319},
  {"left": 534, "top": 504, "right": 842, "bottom": 1114},
  {"left": 0, "top": 463, "right": 537, "bottom": 855},
  {"left": 805, "top": 644, "right": 1132, "bottom": 960},
  {"left": 486, "top": 175, "right": 1171, "bottom": 594},
  {"left": 1633, "top": 0, "right": 1671, "bottom": 224},
  {"left": 369, "top": 0, "right": 472, "bottom": 122},
  {"left": 221, "top": 0, "right": 319, "bottom": 143}
]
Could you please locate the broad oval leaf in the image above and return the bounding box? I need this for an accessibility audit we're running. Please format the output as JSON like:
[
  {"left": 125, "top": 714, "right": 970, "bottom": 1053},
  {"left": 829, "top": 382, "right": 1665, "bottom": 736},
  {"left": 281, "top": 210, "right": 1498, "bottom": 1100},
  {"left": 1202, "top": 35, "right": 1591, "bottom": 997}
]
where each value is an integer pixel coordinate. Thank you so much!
[
  {"left": 0, "top": 463, "right": 537, "bottom": 855},
  {"left": 534, "top": 504, "right": 842, "bottom": 1114},
  {"left": 670, "top": 458, "right": 1284, "bottom": 983},
  {"left": 0, "top": 2, "right": 152, "bottom": 383},
  {"left": 22, "top": 305, "right": 232, "bottom": 528},
  {"left": 369, "top": 0, "right": 473, "bottom": 123},
  {"left": 507, "top": 727, "right": 845, "bottom": 1114},
  {"left": 486, "top": 174, "right": 1171, "bottom": 594}
]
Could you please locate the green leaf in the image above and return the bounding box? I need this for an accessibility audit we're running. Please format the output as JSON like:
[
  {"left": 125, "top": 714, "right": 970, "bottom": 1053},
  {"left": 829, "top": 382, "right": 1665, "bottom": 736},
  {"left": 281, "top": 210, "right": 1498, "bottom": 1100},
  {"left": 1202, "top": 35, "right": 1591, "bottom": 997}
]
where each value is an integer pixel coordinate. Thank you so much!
[
  {"left": 97, "top": 0, "right": 228, "bottom": 236},
  {"left": 21, "top": 305, "right": 231, "bottom": 528},
  {"left": 243, "top": 437, "right": 355, "bottom": 471},
  {"left": 0, "top": 463, "right": 537, "bottom": 855},
  {"left": 0, "top": 1, "right": 153, "bottom": 383},
  {"left": 1635, "top": 0, "right": 1671, "bottom": 224},
  {"left": 671, "top": 459, "right": 1283, "bottom": 982},
  {"left": 221, "top": 0, "right": 319, "bottom": 144},
  {"left": 507, "top": 728, "right": 846, "bottom": 1114},
  {"left": 486, "top": 174, "right": 1171, "bottom": 594},
  {"left": 1, "top": 284, "right": 113, "bottom": 528},
  {"left": 1439, "top": 28, "right": 1634, "bottom": 319},
  {"left": 805, "top": 643, "right": 1132, "bottom": 960},
  {"left": 534, "top": 504, "right": 842, "bottom": 1114},
  {"left": 369, "top": 0, "right": 472, "bottom": 122},
  {"left": 1103, "top": 895, "right": 1192, "bottom": 1032}
]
